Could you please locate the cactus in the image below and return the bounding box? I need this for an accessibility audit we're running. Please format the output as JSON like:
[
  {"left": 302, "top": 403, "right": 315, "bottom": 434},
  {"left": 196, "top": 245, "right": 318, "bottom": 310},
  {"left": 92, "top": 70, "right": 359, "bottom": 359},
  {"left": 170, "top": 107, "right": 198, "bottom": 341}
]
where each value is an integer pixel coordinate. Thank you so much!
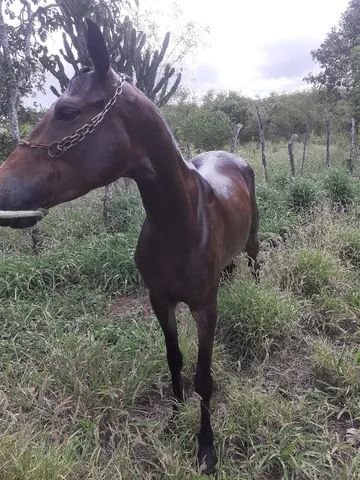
[{"left": 39, "top": 1, "right": 181, "bottom": 106}]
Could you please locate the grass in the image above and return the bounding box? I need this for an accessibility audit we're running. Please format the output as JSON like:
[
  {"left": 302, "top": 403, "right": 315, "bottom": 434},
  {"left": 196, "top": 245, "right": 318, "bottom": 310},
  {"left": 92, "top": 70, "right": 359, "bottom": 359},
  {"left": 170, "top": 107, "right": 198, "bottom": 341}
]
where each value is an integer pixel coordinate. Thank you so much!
[
  {"left": 218, "top": 276, "right": 299, "bottom": 361},
  {"left": 0, "top": 141, "right": 359, "bottom": 478}
]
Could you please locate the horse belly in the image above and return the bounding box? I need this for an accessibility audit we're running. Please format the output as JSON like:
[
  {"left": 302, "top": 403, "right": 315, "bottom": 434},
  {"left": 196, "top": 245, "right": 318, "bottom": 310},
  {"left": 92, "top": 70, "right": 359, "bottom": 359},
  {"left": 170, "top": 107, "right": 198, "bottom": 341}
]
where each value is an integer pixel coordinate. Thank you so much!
[{"left": 219, "top": 198, "right": 252, "bottom": 267}]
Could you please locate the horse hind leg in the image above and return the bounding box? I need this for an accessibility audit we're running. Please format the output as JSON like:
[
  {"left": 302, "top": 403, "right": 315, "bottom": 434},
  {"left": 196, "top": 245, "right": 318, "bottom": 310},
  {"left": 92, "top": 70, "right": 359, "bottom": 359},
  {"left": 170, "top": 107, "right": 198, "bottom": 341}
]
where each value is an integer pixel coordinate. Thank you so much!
[{"left": 246, "top": 212, "right": 260, "bottom": 282}]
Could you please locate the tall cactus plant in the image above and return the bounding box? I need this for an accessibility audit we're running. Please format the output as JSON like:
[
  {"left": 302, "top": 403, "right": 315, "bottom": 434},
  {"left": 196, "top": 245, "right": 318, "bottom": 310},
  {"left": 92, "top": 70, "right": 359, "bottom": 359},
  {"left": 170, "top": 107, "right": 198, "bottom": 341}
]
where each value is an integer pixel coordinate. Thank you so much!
[{"left": 39, "top": 0, "right": 181, "bottom": 106}]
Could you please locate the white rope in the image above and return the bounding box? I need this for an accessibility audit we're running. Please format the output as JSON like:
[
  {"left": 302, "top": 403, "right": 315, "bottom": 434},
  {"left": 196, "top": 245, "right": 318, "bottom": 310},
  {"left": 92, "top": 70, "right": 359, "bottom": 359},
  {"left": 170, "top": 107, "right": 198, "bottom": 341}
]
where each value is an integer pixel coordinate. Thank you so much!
[{"left": 0, "top": 209, "right": 47, "bottom": 219}]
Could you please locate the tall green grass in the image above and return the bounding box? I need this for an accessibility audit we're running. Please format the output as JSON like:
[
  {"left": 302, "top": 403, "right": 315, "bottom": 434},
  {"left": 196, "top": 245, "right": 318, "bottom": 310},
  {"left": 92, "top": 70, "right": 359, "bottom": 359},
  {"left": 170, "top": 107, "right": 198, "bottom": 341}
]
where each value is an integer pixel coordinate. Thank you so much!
[{"left": 0, "top": 141, "right": 359, "bottom": 478}]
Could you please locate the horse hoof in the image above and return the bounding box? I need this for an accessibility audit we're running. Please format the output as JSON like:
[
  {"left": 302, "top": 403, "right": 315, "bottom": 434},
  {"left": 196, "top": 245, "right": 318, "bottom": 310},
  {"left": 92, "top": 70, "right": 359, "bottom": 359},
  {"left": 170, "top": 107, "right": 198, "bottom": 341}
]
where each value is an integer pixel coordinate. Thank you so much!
[{"left": 197, "top": 443, "right": 217, "bottom": 475}]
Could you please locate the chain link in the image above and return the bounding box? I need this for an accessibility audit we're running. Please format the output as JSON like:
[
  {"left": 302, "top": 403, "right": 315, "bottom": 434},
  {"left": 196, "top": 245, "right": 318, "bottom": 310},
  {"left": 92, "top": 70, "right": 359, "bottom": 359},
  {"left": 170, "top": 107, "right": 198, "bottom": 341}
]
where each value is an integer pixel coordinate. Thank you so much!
[{"left": 19, "top": 74, "right": 126, "bottom": 159}]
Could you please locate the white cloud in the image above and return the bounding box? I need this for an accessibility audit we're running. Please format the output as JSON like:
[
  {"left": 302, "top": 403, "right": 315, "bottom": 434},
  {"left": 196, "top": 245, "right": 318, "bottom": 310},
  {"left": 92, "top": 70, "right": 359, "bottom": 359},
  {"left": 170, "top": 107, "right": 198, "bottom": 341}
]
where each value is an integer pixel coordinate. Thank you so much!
[
  {"left": 140, "top": 0, "right": 350, "bottom": 96},
  {"left": 27, "top": 0, "right": 350, "bottom": 107}
]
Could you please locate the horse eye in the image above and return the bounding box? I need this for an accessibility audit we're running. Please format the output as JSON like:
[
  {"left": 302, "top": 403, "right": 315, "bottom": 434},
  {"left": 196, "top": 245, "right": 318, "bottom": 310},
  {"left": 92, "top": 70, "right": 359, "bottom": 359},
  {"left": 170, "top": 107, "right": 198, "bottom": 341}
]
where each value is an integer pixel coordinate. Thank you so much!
[{"left": 55, "top": 108, "right": 80, "bottom": 121}]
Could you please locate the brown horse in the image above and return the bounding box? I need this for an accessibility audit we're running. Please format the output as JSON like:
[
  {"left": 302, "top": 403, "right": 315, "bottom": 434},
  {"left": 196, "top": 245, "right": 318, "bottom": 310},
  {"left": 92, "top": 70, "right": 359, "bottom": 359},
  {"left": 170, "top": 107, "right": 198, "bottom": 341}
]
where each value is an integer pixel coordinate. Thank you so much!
[{"left": 0, "top": 20, "right": 259, "bottom": 474}]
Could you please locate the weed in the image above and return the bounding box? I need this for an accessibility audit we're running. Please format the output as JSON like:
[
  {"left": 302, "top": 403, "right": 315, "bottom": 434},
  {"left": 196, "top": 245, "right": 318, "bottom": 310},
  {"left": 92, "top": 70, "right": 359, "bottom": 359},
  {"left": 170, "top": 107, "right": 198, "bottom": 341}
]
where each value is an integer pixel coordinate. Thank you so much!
[
  {"left": 218, "top": 277, "right": 299, "bottom": 361},
  {"left": 287, "top": 178, "right": 317, "bottom": 211},
  {"left": 323, "top": 168, "right": 354, "bottom": 207}
]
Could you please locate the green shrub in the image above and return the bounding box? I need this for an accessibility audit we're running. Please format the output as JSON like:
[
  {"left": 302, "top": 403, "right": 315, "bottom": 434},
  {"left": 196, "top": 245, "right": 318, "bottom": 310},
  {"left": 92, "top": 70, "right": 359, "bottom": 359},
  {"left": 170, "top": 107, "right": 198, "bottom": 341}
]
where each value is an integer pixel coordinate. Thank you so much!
[
  {"left": 324, "top": 168, "right": 354, "bottom": 206},
  {"left": 282, "top": 249, "right": 340, "bottom": 297},
  {"left": 218, "top": 278, "right": 299, "bottom": 360},
  {"left": 256, "top": 183, "right": 297, "bottom": 241},
  {"left": 287, "top": 178, "right": 317, "bottom": 211},
  {"left": 179, "top": 107, "right": 233, "bottom": 151},
  {"left": 256, "top": 183, "right": 286, "bottom": 214}
]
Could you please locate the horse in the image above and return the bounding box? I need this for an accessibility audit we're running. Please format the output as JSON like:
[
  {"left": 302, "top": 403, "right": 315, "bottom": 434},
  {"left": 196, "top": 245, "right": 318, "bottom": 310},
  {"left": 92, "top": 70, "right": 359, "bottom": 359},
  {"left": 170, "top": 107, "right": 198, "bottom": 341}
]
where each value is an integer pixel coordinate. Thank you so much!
[{"left": 0, "top": 20, "right": 259, "bottom": 475}]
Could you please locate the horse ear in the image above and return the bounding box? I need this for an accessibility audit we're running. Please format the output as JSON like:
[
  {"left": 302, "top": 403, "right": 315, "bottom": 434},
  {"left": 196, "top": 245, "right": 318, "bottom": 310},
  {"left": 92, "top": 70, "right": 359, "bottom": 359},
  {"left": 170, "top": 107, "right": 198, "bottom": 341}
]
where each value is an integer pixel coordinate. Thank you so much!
[{"left": 85, "top": 18, "right": 110, "bottom": 79}]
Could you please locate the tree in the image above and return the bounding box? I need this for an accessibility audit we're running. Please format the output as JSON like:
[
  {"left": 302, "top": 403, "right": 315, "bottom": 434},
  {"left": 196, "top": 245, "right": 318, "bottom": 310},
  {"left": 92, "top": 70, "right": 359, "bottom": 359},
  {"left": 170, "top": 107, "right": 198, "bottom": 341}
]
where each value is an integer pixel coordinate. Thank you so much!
[
  {"left": 38, "top": 0, "right": 182, "bottom": 106},
  {"left": 202, "top": 90, "right": 257, "bottom": 140},
  {"left": 179, "top": 107, "right": 233, "bottom": 152},
  {"left": 306, "top": 0, "right": 360, "bottom": 120},
  {"left": 0, "top": 0, "right": 50, "bottom": 141}
]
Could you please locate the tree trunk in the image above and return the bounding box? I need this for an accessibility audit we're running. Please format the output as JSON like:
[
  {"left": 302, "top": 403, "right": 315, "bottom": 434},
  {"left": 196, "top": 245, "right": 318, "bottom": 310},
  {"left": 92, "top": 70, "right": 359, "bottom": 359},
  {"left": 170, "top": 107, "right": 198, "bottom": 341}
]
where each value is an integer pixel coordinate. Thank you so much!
[
  {"left": 288, "top": 133, "right": 297, "bottom": 177},
  {"left": 255, "top": 106, "right": 269, "bottom": 183},
  {"left": 30, "top": 226, "right": 42, "bottom": 255},
  {"left": 301, "top": 124, "right": 310, "bottom": 175},
  {"left": 9, "top": 86, "right": 20, "bottom": 141},
  {"left": 325, "top": 119, "right": 331, "bottom": 167},
  {"left": 348, "top": 117, "right": 356, "bottom": 175},
  {"left": 229, "top": 123, "right": 243, "bottom": 153}
]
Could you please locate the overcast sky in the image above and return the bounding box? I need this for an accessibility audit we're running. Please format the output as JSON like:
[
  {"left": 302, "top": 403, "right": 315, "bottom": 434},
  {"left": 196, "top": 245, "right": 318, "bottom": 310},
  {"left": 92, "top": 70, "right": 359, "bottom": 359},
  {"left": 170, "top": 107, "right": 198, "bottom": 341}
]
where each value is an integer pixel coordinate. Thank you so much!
[
  {"left": 138, "top": 0, "right": 349, "bottom": 97},
  {"left": 35, "top": 0, "right": 350, "bottom": 106}
]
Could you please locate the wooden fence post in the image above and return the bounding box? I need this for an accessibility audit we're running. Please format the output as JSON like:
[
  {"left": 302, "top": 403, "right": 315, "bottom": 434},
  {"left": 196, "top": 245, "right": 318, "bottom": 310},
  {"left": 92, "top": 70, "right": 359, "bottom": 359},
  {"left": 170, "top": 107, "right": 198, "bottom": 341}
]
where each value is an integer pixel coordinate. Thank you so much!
[
  {"left": 103, "top": 184, "right": 113, "bottom": 222},
  {"left": 255, "top": 106, "right": 269, "bottom": 183},
  {"left": 288, "top": 133, "right": 297, "bottom": 177},
  {"left": 30, "top": 226, "right": 42, "bottom": 255},
  {"left": 229, "top": 123, "right": 243, "bottom": 153}
]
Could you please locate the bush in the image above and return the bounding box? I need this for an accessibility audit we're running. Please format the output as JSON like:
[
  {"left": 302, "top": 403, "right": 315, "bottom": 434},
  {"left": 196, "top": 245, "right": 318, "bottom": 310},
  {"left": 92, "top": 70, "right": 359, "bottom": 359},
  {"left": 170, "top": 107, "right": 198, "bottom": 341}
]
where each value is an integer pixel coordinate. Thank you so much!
[
  {"left": 218, "top": 278, "right": 299, "bottom": 360},
  {"left": 256, "top": 183, "right": 296, "bottom": 241},
  {"left": 282, "top": 249, "right": 341, "bottom": 297},
  {"left": 257, "top": 183, "right": 287, "bottom": 213},
  {"left": 287, "top": 178, "right": 317, "bottom": 211},
  {"left": 323, "top": 168, "right": 354, "bottom": 206},
  {"left": 179, "top": 107, "right": 233, "bottom": 151}
]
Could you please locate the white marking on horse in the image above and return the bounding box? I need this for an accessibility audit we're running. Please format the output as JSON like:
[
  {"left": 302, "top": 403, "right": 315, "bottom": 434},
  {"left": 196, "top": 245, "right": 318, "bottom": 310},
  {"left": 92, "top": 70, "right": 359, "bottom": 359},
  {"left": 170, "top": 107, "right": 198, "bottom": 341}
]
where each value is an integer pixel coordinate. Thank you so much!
[{"left": 197, "top": 153, "right": 244, "bottom": 198}]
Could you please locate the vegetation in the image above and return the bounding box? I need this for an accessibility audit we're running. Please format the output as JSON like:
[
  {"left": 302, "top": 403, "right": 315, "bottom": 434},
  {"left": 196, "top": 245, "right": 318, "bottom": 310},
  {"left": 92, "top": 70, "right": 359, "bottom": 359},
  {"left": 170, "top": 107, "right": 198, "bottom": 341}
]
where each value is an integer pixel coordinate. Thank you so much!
[
  {"left": 0, "top": 0, "right": 360, "bottom": 478},
  {"left": 0, "top": 141, "right": 359, "bottom": 479}
]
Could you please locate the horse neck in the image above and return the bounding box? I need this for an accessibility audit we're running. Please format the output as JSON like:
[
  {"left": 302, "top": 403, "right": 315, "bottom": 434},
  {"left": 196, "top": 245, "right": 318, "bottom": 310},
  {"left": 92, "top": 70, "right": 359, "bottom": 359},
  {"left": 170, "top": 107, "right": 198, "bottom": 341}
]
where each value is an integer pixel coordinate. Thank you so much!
[{"left": 127, "top": 101, "right": 199, "bottom": 248}]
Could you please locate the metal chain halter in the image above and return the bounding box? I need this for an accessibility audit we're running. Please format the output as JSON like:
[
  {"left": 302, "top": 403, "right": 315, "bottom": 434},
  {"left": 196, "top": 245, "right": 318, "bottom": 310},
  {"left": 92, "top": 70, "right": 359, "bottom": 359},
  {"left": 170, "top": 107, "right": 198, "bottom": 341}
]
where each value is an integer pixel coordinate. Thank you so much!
[{"left": 18, "top": 74, "right": 126, "bottom": 159}]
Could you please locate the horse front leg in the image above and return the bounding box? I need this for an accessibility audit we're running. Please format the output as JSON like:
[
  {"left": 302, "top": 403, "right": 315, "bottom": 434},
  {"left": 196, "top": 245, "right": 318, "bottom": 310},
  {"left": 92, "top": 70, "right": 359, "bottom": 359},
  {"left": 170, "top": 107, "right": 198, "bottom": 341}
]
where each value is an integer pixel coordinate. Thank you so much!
[
  {"left": 149, "top": 292, "right": 184, "bottom": 410},
  {"left": 191, "top": 299, "right": 218, "bottom": 475}
]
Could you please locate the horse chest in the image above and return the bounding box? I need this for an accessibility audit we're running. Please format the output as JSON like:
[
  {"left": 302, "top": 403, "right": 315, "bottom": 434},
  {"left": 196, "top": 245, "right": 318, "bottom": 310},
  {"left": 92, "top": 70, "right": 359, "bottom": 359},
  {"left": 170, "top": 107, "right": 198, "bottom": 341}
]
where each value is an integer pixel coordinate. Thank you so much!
[{"left": 135, "top": 240, "right": 216, "bottom": 304}]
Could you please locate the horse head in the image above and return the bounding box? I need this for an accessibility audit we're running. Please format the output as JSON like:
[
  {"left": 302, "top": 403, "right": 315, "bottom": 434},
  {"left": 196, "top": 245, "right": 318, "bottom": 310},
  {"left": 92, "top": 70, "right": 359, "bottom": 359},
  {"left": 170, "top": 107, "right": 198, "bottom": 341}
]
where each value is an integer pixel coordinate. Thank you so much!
[{"left": 0, "top": 20, "right": 152, "bottom": 229}]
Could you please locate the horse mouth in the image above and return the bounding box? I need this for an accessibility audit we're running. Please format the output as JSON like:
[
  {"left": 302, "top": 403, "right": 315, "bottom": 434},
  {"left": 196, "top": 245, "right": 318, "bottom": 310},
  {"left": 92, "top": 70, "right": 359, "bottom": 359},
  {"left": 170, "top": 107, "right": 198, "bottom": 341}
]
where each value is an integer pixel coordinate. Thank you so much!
[{"left": 0, "top": 216, "right": 39, "bottom": 229}]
